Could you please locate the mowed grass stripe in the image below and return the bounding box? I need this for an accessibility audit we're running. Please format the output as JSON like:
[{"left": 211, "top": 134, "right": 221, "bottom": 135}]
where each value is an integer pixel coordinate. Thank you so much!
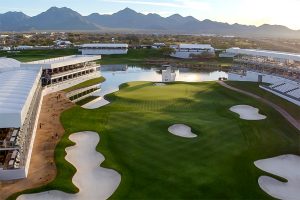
[{"left": 11, "top": 81, "right": 300, "bottom": 200}]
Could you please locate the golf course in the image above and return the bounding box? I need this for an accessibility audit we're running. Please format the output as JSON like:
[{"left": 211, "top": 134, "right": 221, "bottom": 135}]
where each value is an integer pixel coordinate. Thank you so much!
[{"left": 11, "top": 81, "right": 300, "bottom": 200}]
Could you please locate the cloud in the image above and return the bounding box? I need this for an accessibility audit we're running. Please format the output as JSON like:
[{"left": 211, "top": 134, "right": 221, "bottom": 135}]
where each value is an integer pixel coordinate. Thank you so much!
[{"left": 102, "top": 0, "right": 211, "bottom": 10}]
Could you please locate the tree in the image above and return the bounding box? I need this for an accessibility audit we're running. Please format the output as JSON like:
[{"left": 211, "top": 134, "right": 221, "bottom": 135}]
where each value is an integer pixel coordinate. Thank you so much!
[
  {"left": 159, "top": 47, "right": 175, "bottom": 57},
  {"left": 190, "top": 51, "right": 215, "bottom": 59}
]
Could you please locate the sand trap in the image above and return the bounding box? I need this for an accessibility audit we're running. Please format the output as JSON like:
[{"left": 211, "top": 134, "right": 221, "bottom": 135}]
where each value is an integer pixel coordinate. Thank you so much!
[
  {"left": 154, "top": 83, "right": 166, "bottom": 86},
  {"left": 254, "top": 154, "right": 300, "bottom": 200},
  {"left": 82, "top": 97, "right": 110, "bottom": 109},
  {"left": 230, "top": 105, "right": 266, "bottom": 120},
  {"left": 168, "top": 124, "right": 197, "bottom": 138},
  {"left": 18, "top": 131, "right": 121, "bottom": 200}
]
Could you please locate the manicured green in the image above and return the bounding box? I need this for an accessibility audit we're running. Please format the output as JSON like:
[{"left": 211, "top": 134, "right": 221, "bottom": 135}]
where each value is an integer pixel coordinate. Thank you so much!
[
  {"left": 0, "top": 49, "right": 79, "bottom": 62},
  {"left": 226, "top": 81, "right": 300, "bottom": 121},
  {"left": 11, "top": 81, "right": 300, "bottom": 200},
  {"left": 75, "top": 96, "right": 99, "bottom": 106},
  {"left": 63, "top": 77, "right": 105, "bottom": 93}
]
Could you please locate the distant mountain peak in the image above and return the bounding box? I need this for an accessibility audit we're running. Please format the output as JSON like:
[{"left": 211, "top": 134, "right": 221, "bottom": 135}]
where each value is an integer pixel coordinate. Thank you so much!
[
  {"left": 116, "top": 7, "right": 138, "bottom": 15},
  {"left": 0, "top": 7, "right": 298, "bottom": 38}
]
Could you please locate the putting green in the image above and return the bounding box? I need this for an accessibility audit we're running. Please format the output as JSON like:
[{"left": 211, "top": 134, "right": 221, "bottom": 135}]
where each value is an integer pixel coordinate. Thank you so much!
[{"left": 12, "top": 81, "right": 300, "bottom": 200}]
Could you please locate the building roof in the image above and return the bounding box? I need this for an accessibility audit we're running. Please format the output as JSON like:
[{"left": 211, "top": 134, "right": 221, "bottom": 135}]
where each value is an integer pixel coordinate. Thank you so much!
[
  {"left": 0, "top": 57, "right": 21, "bottom": 71},
  {"left": 0, "top": 68, "right": 41, "bottom": 128},
  {"left": 227, "top": 48, "right": 300, "bottom": 62},
  {"left": 81, "top": 43, "right": 128, "bottom": 48},
  {"left": 23, "top": 55, "right": 101, "bottom": 69},
  {"left": 178, "top": 44, "right": 214, "bottom": 49}
]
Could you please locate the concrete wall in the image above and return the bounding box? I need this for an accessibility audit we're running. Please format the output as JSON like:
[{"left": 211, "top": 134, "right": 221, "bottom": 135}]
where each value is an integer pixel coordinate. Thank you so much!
[
  {"left": 23, "top": 90, "right": 44, "bottom": 179},
  {"left": 21, "top": 69, "right": 42, "bottom": 129}
]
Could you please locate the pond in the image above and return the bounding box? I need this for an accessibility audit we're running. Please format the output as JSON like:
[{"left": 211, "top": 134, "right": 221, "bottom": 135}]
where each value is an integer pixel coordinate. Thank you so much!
[{"left": 84, "top": 64, "right": 228, "bottom": 108}]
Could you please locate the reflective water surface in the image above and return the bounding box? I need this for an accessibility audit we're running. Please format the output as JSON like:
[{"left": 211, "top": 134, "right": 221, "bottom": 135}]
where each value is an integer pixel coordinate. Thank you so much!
[
  {"left": 84, "top": 65, "right": 228, "bottom": 108},
  {"left": 98, "top": 65, "right": 228, "bottom": 96}
]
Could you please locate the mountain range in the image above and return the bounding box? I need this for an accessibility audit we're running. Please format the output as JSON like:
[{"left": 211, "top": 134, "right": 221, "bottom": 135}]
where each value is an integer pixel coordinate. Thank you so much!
[{"left": 0, "top": 7, "right": 299, "bottom": 38}]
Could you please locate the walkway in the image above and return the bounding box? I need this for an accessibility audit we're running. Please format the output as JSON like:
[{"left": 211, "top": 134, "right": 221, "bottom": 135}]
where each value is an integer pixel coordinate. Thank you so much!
[
  {"left": 218, "top": 81, "right": 300, "bottom": 132},
  {"left": 0, "top": 92, "right": 74, "bottom": 200}
]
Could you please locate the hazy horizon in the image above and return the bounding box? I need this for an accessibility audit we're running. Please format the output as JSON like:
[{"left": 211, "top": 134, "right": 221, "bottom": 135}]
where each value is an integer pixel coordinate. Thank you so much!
[{"left": 1, "top": 0, "right": 300, "bottom": 30}]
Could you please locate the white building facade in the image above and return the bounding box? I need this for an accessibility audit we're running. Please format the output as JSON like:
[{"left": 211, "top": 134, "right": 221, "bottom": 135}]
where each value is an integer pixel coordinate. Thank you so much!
[
  {"left": 171, "top": 44, "right": 215, "bottom": 59},
  {"left": 80, "top": 43, "right": 128, "bottom": 55},
  {"left": 228, "top": 48, "right": 300, "bottom": 106},
  {"left": 21, "top": 55, "right": 102, "bottom": 94},
  {"left": 0, "top": 67, "right": 43, "bottom": 180},
  {"left": 0, "top": 55, "right": 105, "bottom": 180},
  {"left": 162, "top": 66, "right": 176, "bottom": 82}
]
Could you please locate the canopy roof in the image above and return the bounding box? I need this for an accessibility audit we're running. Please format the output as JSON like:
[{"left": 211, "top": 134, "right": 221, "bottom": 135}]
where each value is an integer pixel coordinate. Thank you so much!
[
  {"left": 81, "top": 43, "right": 128, "bottom": 48},
  {"left": 0, "top": 58, "right": 21, "bottom": 72},
  {"left": 23, "top": 55, "right": 101, "bottom": 69},
  {"left": 178, "top": 44, "right": 214, "bottom": 49},
  {"left": 227, "top": 48, "right": 300, "bottom": 62},
  {"left": 0, "top": 69, "right": 41, "bottom": 128}
]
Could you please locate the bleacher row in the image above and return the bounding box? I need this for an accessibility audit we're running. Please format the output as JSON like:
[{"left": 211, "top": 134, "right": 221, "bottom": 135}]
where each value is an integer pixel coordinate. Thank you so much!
[{"left": 270, "top": 81, "right": 300, "bottom": 99}]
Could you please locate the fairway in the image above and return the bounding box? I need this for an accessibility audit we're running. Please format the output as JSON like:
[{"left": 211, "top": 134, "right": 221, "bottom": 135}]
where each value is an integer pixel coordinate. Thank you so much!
[{"left": 13, "top": 81, "right": 300, "bottom": 199}]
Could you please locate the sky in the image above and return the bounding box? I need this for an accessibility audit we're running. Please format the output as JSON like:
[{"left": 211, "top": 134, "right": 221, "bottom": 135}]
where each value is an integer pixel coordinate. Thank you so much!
[{"left": 1, "top": 0, "right": 300, "bottom": 30}]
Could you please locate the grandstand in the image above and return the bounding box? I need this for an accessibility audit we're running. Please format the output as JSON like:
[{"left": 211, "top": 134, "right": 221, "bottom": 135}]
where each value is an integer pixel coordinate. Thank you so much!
[
  {"left": 170, "top": 44, "right": 215, "bottom": 59},
  {"left": 228, "top": 48, "right": 300, "bottom": 106},
  {"left": 79, "top": 43, "right": 128, "bottom": 55},
  {"left": 21, "top": 55, "right": 102, "bottom": 94},
  {"left": 0, "top": 67, "right": 43, "bottom": 180},
  {"left": 0, "top": 56, "right": 103, "bottom": 180}
]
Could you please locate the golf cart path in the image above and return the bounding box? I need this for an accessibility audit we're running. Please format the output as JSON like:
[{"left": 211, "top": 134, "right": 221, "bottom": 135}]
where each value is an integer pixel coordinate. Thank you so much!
[{"left": 218, "top": 81, "right": 300, "bottom": 131}]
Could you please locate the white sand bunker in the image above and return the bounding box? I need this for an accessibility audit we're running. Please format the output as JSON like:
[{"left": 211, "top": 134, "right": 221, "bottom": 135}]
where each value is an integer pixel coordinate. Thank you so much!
[
  {"left": 82, "top": 97, "right": 110, "bottom": 109},
  {"left": 230, "top": 105, "right": 266, "bottom": 120},
  {"left": 18, "top": 131, "right": 121, "bottom": 200},
  {"left": 254, "top": 154, "right": 300, "bottom": 200},
  {"left": 154, "top": 83, "right": 166, "bottom": 86},
  {"left": 168, "top": 124, "right": 197, "bottom": 138}
]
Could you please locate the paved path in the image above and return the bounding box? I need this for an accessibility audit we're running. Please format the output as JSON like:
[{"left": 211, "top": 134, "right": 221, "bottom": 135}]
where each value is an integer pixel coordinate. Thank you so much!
[{"left": 218, "top": 81, "right": 300, "bottom": 132}]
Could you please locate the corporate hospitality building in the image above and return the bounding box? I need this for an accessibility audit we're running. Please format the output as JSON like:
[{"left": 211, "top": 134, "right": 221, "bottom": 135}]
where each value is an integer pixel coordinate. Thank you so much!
[
  {"left": 171, "top": 44, "right": 215, "bottom": 59},
  {"left": 0, "top": 64, "right": 43, "bottom": 180},
  {"left": 228, "top": 48, "right": 300, "bottom": 105},
  {"left": 21, "top": 55, "right": 102, "bottom": 94},
  {"left": 0, "top": 55, "right": 102, "bottom": 180},
  {"left": 79, "top": 43, "right": 128, "bottom": 55}
]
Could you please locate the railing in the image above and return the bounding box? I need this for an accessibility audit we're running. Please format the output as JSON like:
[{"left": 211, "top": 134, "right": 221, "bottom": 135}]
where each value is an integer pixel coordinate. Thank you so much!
[
  {"left": 260, "top": 85, "right": 300, "bottom": 101},
  {"left": 50, "top": 64, "right": 97, "bottom": 79},
  {"left": 46, "top": 71, "right": 100, "bottom": 88}
]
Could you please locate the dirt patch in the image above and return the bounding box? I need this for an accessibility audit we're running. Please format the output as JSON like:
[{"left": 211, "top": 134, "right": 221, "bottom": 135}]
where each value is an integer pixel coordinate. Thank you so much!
[{"left": 0, "top": 92, "right": 74, "bottom": 200}]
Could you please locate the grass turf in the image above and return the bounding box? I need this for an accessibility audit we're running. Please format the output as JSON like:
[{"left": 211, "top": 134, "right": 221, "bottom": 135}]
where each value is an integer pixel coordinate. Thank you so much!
[
  {"left": 10, "top": 81, "right": 300, "bottom": 200},
  {"left": 75, "top": 96, "right": 99, "bottom": 106},
  {"left": 0, "top": 49, "right": 79, "bottom": 62},
  {"left": 226, "top": 81, "right": 300, "bottom": 121},
  {"left": 63, "top": 77, "right": 105, "bottom": 93}
]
